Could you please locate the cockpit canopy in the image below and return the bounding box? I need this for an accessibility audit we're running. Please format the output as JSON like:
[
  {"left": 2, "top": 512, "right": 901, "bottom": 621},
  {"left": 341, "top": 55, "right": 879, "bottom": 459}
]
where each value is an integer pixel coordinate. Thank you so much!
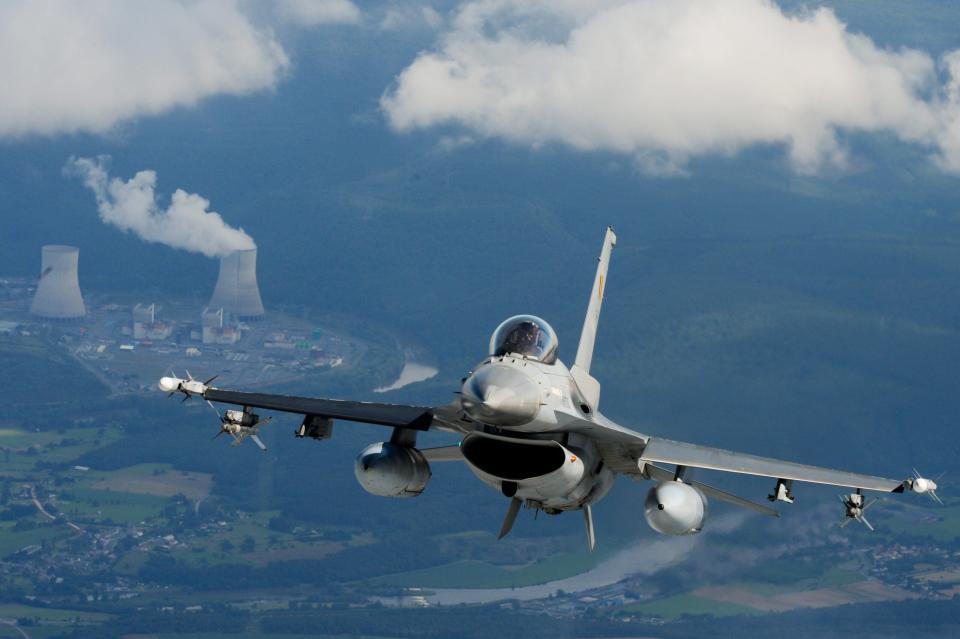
[{"left": 489, "top": 315, "right": 558, "bottom": 364}]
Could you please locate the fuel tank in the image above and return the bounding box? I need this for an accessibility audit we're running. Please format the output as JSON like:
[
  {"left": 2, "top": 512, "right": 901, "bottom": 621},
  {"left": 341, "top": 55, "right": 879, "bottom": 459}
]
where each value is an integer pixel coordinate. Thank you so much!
[
  {"left": 643, "top": 481, "right": 708, "bottom": 535},
  {"left": 354, "top": 442, "right": 431, "bottom": 498}
]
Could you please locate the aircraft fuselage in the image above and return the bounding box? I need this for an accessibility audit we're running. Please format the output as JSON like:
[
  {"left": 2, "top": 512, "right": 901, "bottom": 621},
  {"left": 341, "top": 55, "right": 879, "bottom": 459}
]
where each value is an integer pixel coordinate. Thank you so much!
[{"left": 458, "top": 355, "right": 615, "bottom": 512}]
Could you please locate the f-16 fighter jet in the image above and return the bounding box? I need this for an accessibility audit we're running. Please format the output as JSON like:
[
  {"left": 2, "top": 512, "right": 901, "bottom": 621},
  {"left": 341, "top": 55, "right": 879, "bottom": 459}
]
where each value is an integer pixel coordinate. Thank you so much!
[{"left": 161, "top": 228, "right": 940, "bottom": 549}]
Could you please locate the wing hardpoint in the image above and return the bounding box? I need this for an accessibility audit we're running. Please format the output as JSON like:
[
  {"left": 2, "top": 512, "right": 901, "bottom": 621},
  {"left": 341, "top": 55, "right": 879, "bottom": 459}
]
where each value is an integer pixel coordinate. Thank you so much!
[
  {"left": 640, "top": 437, "right": 905, "bottom": 493},
  {"left": 204, "top": 389, "right": 435, "bottom": 430}
]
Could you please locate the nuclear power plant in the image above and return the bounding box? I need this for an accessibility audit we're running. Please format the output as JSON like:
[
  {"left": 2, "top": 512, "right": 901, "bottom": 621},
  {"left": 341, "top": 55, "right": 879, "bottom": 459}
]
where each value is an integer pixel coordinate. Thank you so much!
[
  {"left": 207, "top": 248, "right": 265, "bottom": 319},
  {"left": 1, "top": 241, "right": 347, "bottom": 398},
  {"left": 30, "top": 245, "right": 86, "bottom": 319}
]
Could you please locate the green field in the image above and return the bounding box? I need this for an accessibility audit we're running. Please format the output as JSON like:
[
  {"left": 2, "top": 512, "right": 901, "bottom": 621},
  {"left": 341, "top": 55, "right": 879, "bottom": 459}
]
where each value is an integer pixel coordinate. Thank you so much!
[
  {"left": 0, "top": 425, "right": 123, "bottom": 474},
  {"left": 729, "top": 566, "right": 862, "bottom": 598},
  {"left": 884, "top": 502, "right": 960, "bottom": 543},
  {"left": 0, "top": 337, "right": 107, "bottom": 403},
  {"left": 0, "top": 522, "right": 67, "bottom": 557},
  {"left": 60, "top": 487, "right": 169, "bottom": 524},
  {"left": 624, "top": 594, "right": 762, "bottom": 619},
  {"left": 86, "top": 463, "right": 213, "bottom": 500},
  {"left": 0, "top": 603, "right": 111, "bottom": 622},
  {"left": 152, "top": 635, "right": 394, "bottom": 639},
  {"left": 372, "top": 544, "right": 620, "bottom": 589}
]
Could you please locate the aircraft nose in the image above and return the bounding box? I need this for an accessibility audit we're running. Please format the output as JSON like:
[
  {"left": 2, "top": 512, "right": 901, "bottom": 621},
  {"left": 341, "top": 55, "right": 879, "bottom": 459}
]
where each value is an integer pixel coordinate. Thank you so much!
[{"left": 460, "top": 365, "right": 540, "bottom": 426}]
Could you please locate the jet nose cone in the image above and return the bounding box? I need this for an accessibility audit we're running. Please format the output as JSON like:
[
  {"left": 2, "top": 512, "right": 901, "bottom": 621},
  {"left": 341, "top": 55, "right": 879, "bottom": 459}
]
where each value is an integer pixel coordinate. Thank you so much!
[{"left": 460, "top": 365, "right": 540, "bottom": 426}]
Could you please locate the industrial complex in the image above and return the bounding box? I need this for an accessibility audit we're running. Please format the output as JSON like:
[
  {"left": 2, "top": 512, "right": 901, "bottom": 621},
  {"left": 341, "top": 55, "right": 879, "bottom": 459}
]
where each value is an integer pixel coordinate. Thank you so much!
[{"left": 1, "top": 244, "right": 367, "bottom": 394}]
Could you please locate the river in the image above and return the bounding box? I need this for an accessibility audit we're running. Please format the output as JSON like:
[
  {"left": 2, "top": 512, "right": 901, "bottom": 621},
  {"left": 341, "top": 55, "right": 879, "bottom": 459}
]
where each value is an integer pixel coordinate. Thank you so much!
[
  {"left": 415, "top": 512, "right": 748, "bottom": 605},
  {"left": 374, "top": 361, "right": 439, "bottom": 393}
]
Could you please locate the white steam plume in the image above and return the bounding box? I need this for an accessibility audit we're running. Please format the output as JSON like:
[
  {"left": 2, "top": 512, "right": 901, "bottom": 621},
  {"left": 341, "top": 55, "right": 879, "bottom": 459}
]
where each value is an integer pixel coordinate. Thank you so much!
[
  {"left": 382, "top": 0, "right": 960, "bottom": 176},
  {"left": 66, "top": 156, "right": 255, "bottom": 259}
]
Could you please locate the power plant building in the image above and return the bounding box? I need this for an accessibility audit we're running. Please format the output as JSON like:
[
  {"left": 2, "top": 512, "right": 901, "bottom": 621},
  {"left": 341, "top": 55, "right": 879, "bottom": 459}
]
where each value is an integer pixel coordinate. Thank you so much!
[
  {"left": 201, "top": 307, "right": 239, "bottom": 345},
  {"left": 133, "top": 303, "right": 172, "bottom": 341},
  {"left": 30, "top": 245, "right": 86, "bottom": 319},
  {"left": 207, "top": 249, "right": 265, "bottom": 319},
  {"left": 132, "top": 303, "right": 154, "bottom": 339}
]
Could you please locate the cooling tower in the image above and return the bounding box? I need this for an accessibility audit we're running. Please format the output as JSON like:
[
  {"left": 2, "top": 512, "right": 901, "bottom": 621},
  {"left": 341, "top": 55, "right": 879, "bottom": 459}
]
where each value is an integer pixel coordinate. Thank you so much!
[
  {"left": 30, "top": 245, "right": 86, "bottom": 319},
  {"left": 207, "top": 248, "right": 265, "bottom": 319}
]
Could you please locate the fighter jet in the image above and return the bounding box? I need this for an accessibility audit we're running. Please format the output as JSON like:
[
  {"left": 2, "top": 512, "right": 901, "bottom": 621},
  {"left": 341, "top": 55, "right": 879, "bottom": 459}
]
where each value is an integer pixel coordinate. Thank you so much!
[{"left": 160, "top": 228, "right": 940, "bottom": 549}]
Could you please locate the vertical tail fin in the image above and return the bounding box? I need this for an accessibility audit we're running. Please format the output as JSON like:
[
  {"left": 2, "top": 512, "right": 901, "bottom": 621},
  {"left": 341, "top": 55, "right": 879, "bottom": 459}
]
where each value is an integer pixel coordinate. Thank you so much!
[
  {"left": 575, "top": 227, "right": 616, "bottom": 374},
  {"left": 571, "top": 227, "right": 616, "bottom": 409}
]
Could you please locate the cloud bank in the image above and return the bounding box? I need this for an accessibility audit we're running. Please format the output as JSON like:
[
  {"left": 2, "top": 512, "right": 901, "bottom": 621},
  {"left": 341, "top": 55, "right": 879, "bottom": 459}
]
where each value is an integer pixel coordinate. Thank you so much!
[
  {"left": 0, "top": 0, "right": 289, "bottom": 138},
  {"left": 66, "top": 157, "right": 255, "bottom": 259},
  {"left": 381, "top": 0, "right": 960, "bottom": 175}
]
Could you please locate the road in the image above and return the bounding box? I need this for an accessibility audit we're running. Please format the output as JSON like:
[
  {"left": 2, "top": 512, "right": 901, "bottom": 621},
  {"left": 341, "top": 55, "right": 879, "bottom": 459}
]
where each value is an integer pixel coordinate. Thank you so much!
[
  {"left": 29, "top": 485, "right": 83, "bottom": 532},
  {"left": 0, "top": 619, "right": 31, "bottom": 639}
]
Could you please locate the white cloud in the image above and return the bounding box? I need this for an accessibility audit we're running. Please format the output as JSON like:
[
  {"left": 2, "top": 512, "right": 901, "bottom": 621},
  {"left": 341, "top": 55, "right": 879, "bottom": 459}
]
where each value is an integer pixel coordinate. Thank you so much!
[
  {"left": 277, "top": 0, "right": 362, "bottom": 26},
  {"left": 0, "top": 0, "right": 288, "bottom": 138},
  {"left": 382, "top": 0, "right": 960, "bottom": 175},
  {"left": 379, "top": 4, "right": 444, "bottom": 32},
  {"left": 66, "top": 156, "right": 256, "bottom": 259},
  {"left": 936, "top": 51, "right": 960, "bottom": 174}
]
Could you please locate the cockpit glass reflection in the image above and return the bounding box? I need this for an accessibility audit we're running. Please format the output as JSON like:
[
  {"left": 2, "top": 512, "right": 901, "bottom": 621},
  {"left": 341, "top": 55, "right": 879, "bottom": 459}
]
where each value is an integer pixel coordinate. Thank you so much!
[{"left": 489, "top": 315, "right": 558, "bottom": 364}]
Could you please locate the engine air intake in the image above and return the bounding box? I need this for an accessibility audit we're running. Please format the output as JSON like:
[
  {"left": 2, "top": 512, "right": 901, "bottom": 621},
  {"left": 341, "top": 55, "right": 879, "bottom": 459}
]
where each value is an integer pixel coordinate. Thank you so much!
[{"left": 461, "top": 433, "right": 565, "bottom": 481}]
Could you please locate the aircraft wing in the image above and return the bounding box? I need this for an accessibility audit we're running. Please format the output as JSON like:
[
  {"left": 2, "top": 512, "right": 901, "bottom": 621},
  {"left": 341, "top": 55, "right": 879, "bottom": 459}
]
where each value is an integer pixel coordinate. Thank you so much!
[
  {"left": 204, "top": 388, "right": 446, "bottom": 432},
  {"left": 639, "top": 437, "right": 905, "bottom": 493},
  {"left": 556, "top": 409, "right": 906, "bottom": 493}
]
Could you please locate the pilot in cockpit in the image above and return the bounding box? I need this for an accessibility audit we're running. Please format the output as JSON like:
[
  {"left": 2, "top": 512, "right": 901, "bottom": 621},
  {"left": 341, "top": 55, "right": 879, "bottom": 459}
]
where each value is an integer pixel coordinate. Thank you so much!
[
  {"left": 490, "top": 315, "right": 558, "bottom": 363},
  {"left": 501, "top": 321, "right": 542, "bottom": 357}
]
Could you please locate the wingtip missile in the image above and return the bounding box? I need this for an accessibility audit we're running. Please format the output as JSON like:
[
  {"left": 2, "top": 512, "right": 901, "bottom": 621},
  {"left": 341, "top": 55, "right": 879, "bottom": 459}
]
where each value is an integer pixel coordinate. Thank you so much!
[
  {"left": 910, "top": 469, "right": 944, "bottom": 505},
  {"left": 158, "top": 374, "right": 213, "bottom": 400}
]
